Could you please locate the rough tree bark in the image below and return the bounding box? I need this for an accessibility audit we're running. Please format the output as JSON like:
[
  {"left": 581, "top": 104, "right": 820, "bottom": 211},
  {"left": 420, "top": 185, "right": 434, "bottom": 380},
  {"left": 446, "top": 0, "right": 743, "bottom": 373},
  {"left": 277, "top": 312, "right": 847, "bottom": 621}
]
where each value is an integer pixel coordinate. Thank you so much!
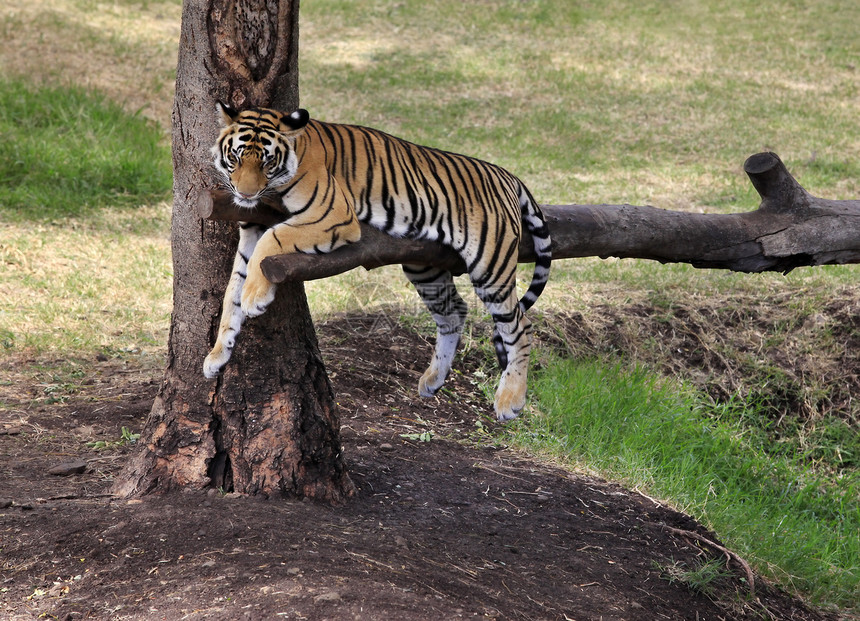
[
  {"left": 199, "top": 152, "right": 860, "bottom": 279},
  {"left": 114, "top": 0, "right": 354, "bottom": 502}
]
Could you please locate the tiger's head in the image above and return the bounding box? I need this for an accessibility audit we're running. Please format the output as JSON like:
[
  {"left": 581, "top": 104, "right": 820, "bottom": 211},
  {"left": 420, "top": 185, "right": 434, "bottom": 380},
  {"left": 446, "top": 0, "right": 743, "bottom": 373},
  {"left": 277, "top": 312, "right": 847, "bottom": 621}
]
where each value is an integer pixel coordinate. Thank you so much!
[{"left": 212, "top": 102, "right": 310, "bottom": 208}]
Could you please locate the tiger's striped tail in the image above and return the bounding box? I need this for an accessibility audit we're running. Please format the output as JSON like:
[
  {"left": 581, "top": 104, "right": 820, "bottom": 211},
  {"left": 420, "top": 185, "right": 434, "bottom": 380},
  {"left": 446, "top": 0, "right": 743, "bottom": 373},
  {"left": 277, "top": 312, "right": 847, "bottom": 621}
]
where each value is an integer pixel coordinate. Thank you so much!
[{"left": 518, "top": 186, "right": 552, "bottom": 312}]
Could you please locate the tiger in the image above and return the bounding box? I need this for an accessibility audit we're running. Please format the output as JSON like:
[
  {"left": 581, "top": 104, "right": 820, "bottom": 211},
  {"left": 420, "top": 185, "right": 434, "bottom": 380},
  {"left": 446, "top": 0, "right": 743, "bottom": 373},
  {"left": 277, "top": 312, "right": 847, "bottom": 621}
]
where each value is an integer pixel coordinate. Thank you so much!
[{"left": 203, "top": 103, "right": 552, "bottom": 421}]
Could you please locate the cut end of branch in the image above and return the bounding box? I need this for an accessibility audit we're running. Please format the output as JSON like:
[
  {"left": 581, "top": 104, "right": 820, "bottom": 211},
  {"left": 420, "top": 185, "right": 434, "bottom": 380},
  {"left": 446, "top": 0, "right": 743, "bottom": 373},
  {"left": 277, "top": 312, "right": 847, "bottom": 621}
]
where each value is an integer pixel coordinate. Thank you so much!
[
  {"left": 743, "top": 151, "right": 781, "bottom": 176},
  {"left": 744, "top": 152, "right": 811, "bottom": 213},
  {"left": 195, "top": 189, "right": 216, "bottom": 220}
]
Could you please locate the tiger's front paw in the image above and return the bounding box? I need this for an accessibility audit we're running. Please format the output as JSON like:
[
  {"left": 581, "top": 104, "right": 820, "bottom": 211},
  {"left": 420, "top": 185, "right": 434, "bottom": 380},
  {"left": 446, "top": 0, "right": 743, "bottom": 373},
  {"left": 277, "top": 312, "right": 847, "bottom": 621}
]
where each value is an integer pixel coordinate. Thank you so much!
[
  {"left": 240, "top": 269, "right": 277, "bottom": 318},
  {"left": 203, "top": 349, "right": 226, "bottom": 379}
]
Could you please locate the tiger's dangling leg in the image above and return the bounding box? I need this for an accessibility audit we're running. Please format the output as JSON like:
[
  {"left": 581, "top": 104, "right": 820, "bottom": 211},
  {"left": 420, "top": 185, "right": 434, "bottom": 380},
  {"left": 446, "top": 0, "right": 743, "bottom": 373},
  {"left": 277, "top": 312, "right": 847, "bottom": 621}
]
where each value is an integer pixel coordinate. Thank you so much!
[
  {"left": 403, "top": 265, "right": 469, "bottom": 397},
  {"left": 240, "top": 218, "right": 362, "bottom": 318},
  {"left": 474, "top": 275, "right": 532, "bottom": 422},
  {"left": 203, "top": 222, "right": 267, "bottom": 379}
]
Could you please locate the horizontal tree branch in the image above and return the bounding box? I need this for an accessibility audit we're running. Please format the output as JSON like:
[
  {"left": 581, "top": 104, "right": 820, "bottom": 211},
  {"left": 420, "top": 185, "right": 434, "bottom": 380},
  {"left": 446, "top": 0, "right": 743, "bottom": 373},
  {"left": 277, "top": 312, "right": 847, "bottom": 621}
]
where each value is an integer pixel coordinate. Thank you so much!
[{"left": 196, "top": 152, "right": 860, "bottom": 283}]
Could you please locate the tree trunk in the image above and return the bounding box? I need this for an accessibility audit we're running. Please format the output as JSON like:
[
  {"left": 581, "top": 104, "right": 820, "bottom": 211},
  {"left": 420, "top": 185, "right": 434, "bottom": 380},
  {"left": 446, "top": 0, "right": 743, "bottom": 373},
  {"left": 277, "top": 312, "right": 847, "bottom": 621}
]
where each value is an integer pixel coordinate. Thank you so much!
[
  {"left": 113, "top": 0, "right": 354, "bottom": 503},
  {"left": 200, "top": 152, "right": 860, "bottom": 279}
]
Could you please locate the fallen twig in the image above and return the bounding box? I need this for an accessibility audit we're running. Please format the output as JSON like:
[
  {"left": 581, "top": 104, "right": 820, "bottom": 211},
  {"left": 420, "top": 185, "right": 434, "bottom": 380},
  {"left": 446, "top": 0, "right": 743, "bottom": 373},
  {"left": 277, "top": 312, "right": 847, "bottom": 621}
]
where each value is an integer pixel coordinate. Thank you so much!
[{"left": 662, "top": 525, "right": 756, "bottom": 598}]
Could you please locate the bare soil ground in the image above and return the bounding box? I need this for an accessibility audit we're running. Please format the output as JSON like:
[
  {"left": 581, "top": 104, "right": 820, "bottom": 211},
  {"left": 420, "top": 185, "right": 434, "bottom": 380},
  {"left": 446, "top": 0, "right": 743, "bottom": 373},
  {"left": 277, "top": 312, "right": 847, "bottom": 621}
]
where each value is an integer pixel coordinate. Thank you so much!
[{"left": 0, "top": 312, "right": 846, "bottom": 620}]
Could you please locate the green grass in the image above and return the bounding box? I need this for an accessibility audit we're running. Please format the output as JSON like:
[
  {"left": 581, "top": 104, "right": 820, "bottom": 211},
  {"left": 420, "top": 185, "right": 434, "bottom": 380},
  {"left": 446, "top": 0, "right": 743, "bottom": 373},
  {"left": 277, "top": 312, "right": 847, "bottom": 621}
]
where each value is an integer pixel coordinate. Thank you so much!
[
  {"left": 502, "top": 359, "right": 859, "bottom": 609},
  {"left": 0, "top": 77, "right": 171, "bottom": 220},
  {"left": 0, "top": 77, "right": 172, "bottom": 357}
]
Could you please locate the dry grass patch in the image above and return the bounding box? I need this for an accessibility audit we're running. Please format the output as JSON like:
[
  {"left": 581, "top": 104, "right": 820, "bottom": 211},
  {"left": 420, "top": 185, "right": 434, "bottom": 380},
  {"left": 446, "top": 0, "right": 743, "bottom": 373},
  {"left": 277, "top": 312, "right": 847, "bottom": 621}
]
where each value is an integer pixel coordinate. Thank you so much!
[
  {"left": 0, "top": 0, "right": 180, "bottom": 126},
  {"left": 0, "top": 204, "right": 172, "bottom": 357}
]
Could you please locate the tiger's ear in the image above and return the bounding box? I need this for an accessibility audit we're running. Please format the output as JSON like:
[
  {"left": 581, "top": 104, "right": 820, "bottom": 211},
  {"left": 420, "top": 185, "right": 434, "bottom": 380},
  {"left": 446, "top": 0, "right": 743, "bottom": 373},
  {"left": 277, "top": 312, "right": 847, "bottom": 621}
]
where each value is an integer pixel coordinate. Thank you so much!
[
  {"left": 280, "top": 108, "right": 310, "bottom": 135},
  {"left": 216, "top": 101, "right": 239, "bottom": 127}
]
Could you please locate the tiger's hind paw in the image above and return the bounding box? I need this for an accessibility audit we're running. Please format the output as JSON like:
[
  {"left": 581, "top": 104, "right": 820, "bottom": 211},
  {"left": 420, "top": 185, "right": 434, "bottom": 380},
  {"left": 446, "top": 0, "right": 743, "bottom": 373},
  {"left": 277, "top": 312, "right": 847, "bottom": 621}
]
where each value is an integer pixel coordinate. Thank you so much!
[
  {"left": 494, "top": 402, "right": 523, "bottom": 422},
  {"left": 493, "top": 376, "right": 527, "bottom": 422},
  {"left": 418, "top": 369, "right": 445, "bottom": 397}
]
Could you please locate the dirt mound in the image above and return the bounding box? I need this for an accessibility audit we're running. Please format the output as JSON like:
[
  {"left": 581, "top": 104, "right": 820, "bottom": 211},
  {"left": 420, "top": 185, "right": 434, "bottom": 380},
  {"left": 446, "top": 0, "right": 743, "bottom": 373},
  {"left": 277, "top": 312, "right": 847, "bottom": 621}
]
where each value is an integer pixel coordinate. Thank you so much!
[{"left": 0, "top": 314, "right": 838, "bottom": 620}]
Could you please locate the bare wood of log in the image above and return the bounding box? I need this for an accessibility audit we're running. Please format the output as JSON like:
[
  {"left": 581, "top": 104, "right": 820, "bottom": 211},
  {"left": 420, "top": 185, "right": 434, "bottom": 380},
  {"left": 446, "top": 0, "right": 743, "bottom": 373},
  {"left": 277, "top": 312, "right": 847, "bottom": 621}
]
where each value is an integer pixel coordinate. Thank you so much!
[{"left": 197, "top": 152, "right": 860, "bottom": 283}]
